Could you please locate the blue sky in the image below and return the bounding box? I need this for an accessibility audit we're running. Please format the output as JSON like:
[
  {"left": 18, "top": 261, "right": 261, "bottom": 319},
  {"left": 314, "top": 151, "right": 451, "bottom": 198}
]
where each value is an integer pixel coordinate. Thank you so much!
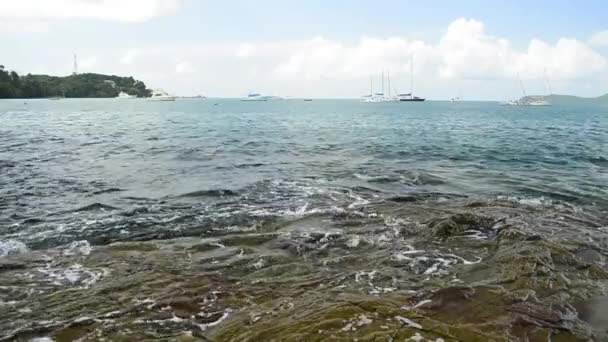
[{"left": 1, "top": 0, "right": 607, "bottom": 99}]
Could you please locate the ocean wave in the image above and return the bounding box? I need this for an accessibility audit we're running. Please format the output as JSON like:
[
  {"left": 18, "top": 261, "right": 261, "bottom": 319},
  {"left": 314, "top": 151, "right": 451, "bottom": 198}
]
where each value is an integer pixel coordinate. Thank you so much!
[
  {"left": 71, "top": 203, "right": 120, "bottom": 212},
  {"left": 174, "top": 189, "right": 239, "bottom": 198},
  {"left": 91, "top": 188, "right": 123, "bottom": 195},
  {"left": 0, "top": 239, "right": 29, "bottom": 257},
  {"left": 354, "top": 173, "right": 401, "bottom": 183}
]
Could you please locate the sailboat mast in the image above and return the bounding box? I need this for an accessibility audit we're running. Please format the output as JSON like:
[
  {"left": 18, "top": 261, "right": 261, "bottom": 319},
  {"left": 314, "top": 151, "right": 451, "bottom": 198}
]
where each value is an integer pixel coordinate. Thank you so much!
[
  {"left": 544, "top": 68, "right": 553, "bottom": 95},
  {"left": 387, "top": 71, "right": 391, "bottom": 98},
  {"left": 410, "top": 56, "right": 414, "bottom": 95},
  {"left": 370, "top": 76, "right": 373, "bottom": 95},
  {"left": 381, "top": 70, "right": 385, "bottom": 95},
  {"left": 517, "top": 73, "right": 527, "bottom": 97}
]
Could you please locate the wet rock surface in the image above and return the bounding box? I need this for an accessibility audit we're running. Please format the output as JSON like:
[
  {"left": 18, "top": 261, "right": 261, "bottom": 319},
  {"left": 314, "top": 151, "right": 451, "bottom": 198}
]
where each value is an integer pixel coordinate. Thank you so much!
[{"left": 2, "top": 199, "right": 608, "bottom": 341}]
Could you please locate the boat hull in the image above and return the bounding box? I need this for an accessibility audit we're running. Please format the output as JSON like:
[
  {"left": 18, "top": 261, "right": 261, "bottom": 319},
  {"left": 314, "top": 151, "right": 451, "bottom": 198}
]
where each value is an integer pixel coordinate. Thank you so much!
[{"left": 399, "top": 98, "right": 425, "bottom": 102}]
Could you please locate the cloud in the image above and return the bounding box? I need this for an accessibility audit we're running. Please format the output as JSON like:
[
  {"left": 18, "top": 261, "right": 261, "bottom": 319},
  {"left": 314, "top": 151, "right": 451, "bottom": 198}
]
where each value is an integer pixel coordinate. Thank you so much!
[
  {"left": 0, "top": 0, "right": 182, "bottom": 22},
  {"left": 120, "top": 49, "right": 140, "bottom": 64},
  {"left": 236, "top": 43, "right": 255, "bottom": 59},
  {"left": 274, "top": 18, "right": 606, "bottom": 82},
  {"left": 175, "top": 61, "right": 196, "bottom": 74},
  {"left": 589, "top": 30, "right": 608, "bottom": 47},
  {"left": 79, "top": 56, "right": 98, "bottom": 71},
  {"left": 0, "top": 20, "right": 50, "bottom": 33}
]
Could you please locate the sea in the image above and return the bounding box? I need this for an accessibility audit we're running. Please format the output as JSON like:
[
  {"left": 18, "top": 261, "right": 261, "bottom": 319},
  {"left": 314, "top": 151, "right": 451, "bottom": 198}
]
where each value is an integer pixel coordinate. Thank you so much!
[{"left": 1, "top": 98, "right": 607, "bottom": 341}]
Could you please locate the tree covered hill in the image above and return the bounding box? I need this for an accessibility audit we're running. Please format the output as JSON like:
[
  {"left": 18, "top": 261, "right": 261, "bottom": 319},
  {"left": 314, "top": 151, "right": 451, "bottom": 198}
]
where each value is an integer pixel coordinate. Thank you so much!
[{"left": 0, "top": 65, "right": 152, "bottom": 98}]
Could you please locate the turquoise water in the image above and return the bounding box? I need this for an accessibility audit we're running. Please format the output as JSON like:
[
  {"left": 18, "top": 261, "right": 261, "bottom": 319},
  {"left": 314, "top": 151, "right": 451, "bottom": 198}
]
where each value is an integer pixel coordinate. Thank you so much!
[{"left": 0, "top": 98, "right": 607, "bottom": 249}]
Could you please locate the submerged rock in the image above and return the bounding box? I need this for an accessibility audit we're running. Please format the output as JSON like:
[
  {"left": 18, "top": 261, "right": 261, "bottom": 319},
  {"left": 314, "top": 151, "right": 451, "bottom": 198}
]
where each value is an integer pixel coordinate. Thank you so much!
[{"left": 1, "top": 201, "right": 607, "bottom": 341}]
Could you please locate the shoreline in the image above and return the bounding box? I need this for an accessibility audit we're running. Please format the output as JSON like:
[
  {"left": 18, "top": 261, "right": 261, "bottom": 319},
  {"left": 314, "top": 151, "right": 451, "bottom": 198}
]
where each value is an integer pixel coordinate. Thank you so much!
[{"left": 2, "top": 198, "right": 607, "bottom": 341}]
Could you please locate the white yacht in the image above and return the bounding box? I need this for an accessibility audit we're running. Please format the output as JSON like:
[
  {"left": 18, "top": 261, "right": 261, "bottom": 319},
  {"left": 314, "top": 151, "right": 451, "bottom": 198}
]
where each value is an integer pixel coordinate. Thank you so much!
[
  {"left": 362, "top": 73, "right": 397, "bottom": 102},
  {"left": 522, "top": 96, "right": 552, "bottom": 106},
  {"left": 148, "top": 89, "right": 176, "bottom": 101},
  {"left": 116, "top": 91, "right": 136, "bottom": 99},
  {"left": 241, "top": 93, "right": 271, "bottom": 101}
]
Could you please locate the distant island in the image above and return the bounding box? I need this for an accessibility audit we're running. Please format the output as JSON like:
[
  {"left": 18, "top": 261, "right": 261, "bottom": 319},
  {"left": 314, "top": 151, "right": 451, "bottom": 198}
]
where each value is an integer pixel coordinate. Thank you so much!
[
  {"left": 543, "top": 94, "right": 608, "bottom": 105},
  {"left": 0, "top": 65, "right": 151, "bottom": 98}
]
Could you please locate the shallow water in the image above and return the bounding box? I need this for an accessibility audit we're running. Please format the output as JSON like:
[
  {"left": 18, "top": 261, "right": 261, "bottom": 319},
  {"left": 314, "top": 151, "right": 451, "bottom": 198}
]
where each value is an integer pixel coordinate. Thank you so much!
[{"left": 1, "top": 98, "right": 608, "bottom": 341}]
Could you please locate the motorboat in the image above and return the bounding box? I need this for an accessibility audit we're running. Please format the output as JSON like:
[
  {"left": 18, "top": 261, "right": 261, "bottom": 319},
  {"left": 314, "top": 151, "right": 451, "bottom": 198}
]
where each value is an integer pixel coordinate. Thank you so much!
[
  {"left": 116, "top": 91, "right": 136, "bottom": 99},
  {"left": 148, "top": 89, "right": 176, "bottom": 101},
  {"left": 397, "top": 93, "right": 425, "bottom": 102},
  {"left": 241, "top": 93, "right": 271, "bottom": 101}
]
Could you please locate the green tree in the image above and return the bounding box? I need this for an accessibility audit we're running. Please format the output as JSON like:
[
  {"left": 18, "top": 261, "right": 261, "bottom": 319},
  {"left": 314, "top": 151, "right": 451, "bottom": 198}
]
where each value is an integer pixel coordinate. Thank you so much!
[{"left": 0, "top": 65, "right": 152, "bottom": 98}]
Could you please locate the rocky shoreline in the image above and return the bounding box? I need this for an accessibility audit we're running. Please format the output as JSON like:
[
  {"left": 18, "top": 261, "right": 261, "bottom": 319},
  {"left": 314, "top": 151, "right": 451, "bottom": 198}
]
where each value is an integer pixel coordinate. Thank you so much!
[{"left": 2, "top": 199, "right": 608, "bottom": 341}]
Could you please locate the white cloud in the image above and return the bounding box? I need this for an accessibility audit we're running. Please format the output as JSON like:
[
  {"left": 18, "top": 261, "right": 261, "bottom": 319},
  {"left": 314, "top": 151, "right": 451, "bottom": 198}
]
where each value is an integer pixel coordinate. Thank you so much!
[
  {"left": 516, "top": 38, "right": 606, "bottom": 80},
  {"left": 79, "top": 56, "right": 98, "bottom": 71},
  {"left": 120, "top": 49, "right": 139, "bottom": 64},
  {"left": 236, "top": 43, "right": 255, "bottom": 58},
  {"left": 175, "top": 61, "right": 196, "bottom": 74},
  {"left": 589, "top": 30, "right": 608, "bottom": 47},
  {"left": 0, "top": 20, "right": 50, "bottom": 33},
  {"left": 274, "top": 18, "right": 606, "bottom": 82},
  {"left": 0, "top": 0, "right": 182, "bottom": 22}
]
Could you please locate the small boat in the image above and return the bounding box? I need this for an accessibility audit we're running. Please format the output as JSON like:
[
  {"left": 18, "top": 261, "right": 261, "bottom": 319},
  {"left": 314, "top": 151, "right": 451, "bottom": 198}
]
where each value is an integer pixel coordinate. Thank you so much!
[
  {"left": 48, "top": 97, "right": 63, "bottom": 100},
  {"left": 116, "top": 91, "right": 137, "bottom": 99},
  {"left": 148, "top": 89, "right": 176, "bottom": 101},
  {"left": 241, "top": 93, "right": 270, "bottom": 101},
  {"left": 303, "top": 98, "right": 313, "bottom": 102}
]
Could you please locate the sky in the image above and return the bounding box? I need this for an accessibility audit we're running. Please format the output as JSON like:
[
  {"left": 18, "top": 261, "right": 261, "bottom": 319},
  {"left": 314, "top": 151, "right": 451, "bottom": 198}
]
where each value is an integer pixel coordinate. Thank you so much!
[{"left": 1, "top": 0, "right": 607, "bottom": 99}]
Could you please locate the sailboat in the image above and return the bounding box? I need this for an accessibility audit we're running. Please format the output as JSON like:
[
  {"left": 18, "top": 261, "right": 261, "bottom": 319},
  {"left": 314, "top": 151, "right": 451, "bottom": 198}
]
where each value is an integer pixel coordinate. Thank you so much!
[
  {"left": 522, "top": 71, "right": 551, "bottom": 106},
  {"left": 362, "top": 71, "right": 394, "bottom": 102},
  {"left": 503, "top": 72, "right": 551, "bottom": 106},
  {"left": 362, "top": 76, "right": 377, "bottom": 102},
  {"left": 397, "top": 56, "right": 425, "bottom": 102}
]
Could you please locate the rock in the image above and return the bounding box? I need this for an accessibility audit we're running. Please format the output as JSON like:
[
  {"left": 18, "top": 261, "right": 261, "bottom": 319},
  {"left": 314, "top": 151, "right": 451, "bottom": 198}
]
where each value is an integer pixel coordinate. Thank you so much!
[{"left": 429, "top": 219, "right": 463, "bottom": 238}]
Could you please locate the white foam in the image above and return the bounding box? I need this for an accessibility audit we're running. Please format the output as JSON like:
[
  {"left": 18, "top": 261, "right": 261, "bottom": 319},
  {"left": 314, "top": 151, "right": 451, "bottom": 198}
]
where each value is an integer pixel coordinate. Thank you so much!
[
  {"left": 407, "top": 332, "right": 425, "bottom": 341},
  {"left": 341, "top": 322, "right": 354, "bottom": 332},
  {"left": 62, "top": 240, "right": 92, "bottom": 256},
  {"left": 30, "top": 338, "right": 55, "bottom": 342},
  {"left": 395, "top": 316, "right": 422, "bottom": 329},
  {"left": 441, "top": 253, "right": 482, "bottom": 265},
  {"left": 355, "top": 270, "right": 377, "bottom": 283},
  {"left": 413, "top": 299, "right": 432, "bottom": 309},
  {"left": 196, "top": 309, "right": 231, "bottom": 331},
  {"left": 498, "top": 195, "right": 551, "bottom": 207},
  {"left": 0, "top": 239, "right": 29, "bottom": 257},
  {"left": 346, "top": 235, "right": 361, "bottom": 248},
  {"left": 252, "top": 259, "right": 265, "bottom": 269},
  {"left": 36, "top": 263, "right": 107, "bottom": 287},
  {"left": 348, "top": 194, "right": 370, "bottom": 209}
]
